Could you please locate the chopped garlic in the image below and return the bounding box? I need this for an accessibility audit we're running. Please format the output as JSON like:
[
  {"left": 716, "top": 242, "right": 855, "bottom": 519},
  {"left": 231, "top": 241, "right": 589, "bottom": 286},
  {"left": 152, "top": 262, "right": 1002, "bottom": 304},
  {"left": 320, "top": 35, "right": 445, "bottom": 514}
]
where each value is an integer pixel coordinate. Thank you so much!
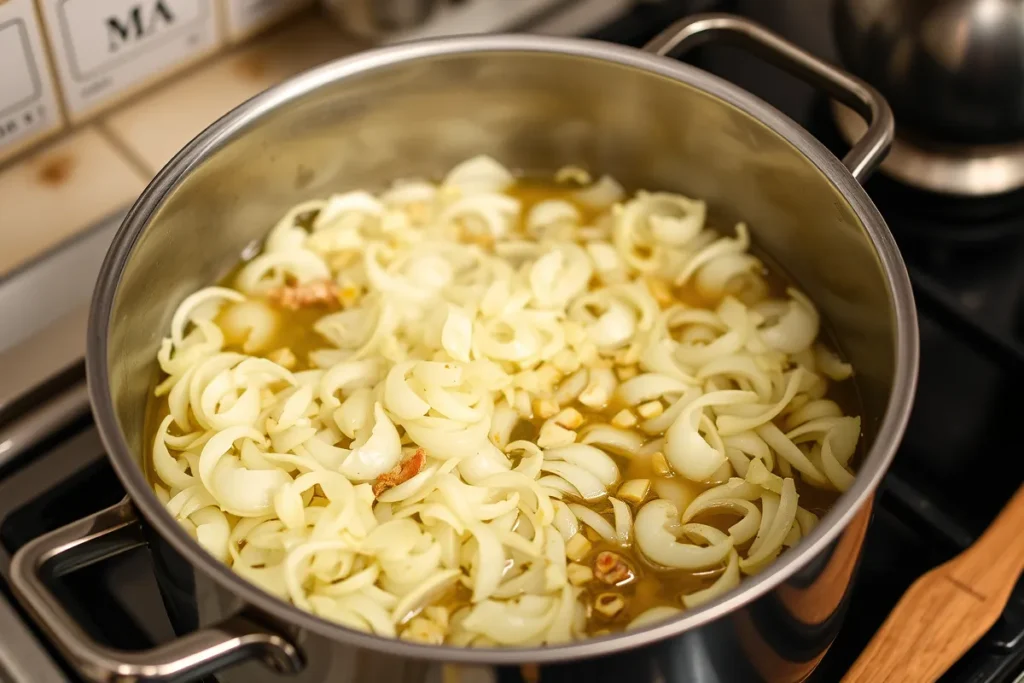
[
  {"left": 616, "top": 365, "right": 638, "bottom": 380},
  {"left": 514, "top": 389, "right": 533, "bottom": 418},
  {"left": 535, "top": 363, "right": 562, "bottom": 389},
  {"left": 552, "top": 349, "right": 581, "bottom": 374},
  {"left": 611, "top": 409, "right": 637, "bottom": 429},
  {"left": 579, "top": 367, "right": 616, "bottom": 409},
  {"left": 618, "top": 478, "right": 651, "bottom": 505},
  {"left": 637, "top": 400, "right": 664, "bottom": 419},
  {"left": 537, "top": 422, "right": 577, "bottom": 449},
  {"left": 567, "top": 562, "right": 595, "bottom": 586},
  {"left": 613, "top": 344, "right": 641, "bottom": 366},
  {"left": 651, "top": 452, "right": 671, "bottom": 476},
  {"left": 576, "top": 342, "right": 600, "bottom": 367},
  {"left": 534, "top": 398, "right": 560, "bottom": 420},
  {"left": 553, "top": 407, "right": 583, "bottom": 430},
  {"left": 565, "top": 533, "right": 592, "bottom": 562}
]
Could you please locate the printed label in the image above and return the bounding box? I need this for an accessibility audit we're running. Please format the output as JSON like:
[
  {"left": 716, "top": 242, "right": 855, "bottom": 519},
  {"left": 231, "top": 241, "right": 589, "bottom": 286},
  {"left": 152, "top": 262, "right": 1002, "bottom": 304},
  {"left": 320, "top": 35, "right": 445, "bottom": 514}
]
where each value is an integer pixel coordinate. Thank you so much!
[
  {"left": 38, "top": 0, "right": 222, "bottom": 118},
  {"left": 221, "top": 0, "right": 311, "bottom": 41},
  {"left": 0, "top": 0, "right": 62, "bottom": 158}
]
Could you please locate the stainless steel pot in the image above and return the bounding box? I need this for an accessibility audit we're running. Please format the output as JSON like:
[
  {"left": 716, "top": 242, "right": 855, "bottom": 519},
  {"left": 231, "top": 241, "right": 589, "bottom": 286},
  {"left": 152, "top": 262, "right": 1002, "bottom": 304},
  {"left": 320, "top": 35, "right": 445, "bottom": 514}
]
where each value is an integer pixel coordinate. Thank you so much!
[{"left": 10, "top": 14, "right": 918, "bottom": 683}]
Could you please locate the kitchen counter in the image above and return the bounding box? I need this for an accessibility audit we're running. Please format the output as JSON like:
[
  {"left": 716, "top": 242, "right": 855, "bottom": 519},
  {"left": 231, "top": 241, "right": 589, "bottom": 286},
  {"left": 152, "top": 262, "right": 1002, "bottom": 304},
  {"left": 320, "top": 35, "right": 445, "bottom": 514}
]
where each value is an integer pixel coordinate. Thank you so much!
[{"left": 0, "top": 12, "right": 363, "bottom": 280}]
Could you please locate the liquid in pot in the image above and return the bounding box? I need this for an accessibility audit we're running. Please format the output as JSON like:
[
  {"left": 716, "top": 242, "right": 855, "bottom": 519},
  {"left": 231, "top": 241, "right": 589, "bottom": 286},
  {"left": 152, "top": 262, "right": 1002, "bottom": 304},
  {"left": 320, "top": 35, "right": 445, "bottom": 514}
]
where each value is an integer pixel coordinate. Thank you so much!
[{"left": 145, "top": 158, "right": 862, "bottom": 644}]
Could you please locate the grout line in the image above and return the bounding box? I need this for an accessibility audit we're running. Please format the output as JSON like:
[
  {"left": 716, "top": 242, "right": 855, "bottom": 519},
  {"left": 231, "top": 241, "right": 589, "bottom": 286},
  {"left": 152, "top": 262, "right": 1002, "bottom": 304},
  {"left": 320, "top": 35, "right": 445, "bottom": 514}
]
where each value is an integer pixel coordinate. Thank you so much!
[{"left": 94, "top": 121, "right": 157, "bottom": 180}]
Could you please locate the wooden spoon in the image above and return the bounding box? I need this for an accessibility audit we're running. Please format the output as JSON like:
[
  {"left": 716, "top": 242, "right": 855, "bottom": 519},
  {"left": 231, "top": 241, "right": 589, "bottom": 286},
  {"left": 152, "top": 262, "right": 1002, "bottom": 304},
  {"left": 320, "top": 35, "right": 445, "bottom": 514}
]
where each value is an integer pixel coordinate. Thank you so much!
[{"left": 843, "top": 484, "right": 1024, "bottom": 683}]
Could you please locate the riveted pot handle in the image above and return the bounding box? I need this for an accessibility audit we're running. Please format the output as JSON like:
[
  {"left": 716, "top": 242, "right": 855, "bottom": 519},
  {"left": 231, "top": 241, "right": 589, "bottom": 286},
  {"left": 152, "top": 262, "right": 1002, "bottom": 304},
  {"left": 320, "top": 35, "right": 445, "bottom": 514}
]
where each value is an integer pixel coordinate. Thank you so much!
[
  {"left": 644, "top": 13, "right": 894, "bottom": 184},
  {"left": 10, "top": 498, "right": 304, "bottom": 682}
]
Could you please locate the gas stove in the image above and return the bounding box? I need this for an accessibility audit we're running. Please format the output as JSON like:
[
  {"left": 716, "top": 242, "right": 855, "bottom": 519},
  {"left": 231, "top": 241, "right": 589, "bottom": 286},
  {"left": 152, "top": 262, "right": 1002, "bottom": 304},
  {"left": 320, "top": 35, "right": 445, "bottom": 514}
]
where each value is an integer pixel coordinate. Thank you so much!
[{"left": 0, "top": 1, "right": 1022, "bottom": 682}]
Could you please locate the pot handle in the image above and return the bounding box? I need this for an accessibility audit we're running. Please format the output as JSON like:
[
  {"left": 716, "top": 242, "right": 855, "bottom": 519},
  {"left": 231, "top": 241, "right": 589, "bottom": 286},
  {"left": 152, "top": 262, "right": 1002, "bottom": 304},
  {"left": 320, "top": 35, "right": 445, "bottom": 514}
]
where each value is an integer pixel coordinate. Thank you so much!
[
  {"left": 9, "top": 497, "right": 304, "bottom": 682},
  {"left": 643, "top": 13, "right": 894, "bottom": 184}
]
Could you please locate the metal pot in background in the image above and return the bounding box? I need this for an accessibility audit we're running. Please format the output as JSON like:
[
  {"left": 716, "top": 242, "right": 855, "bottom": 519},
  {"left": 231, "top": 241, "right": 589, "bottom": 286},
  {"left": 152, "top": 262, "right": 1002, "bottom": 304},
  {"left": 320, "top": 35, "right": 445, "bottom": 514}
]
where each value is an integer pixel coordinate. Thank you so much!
[
  {"left": 319, "top": 0, "right": 735, "bottom": 43},
  {"left": 321, "top": 0, "right": 439, "bottom": 39},
  {"left": 835, "top": 0, "right": 1024, "bottom": 146},
  {"left": 833, "top": 0, "right": 1024, "bottom": 196}
]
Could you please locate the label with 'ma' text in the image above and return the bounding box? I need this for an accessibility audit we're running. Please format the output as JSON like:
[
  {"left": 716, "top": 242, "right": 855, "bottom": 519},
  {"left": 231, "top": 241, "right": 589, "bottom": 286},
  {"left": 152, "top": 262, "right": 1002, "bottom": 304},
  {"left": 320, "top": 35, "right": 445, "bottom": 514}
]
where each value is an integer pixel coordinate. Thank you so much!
[{"left": 38, "top": 0, "right": 221, "bottom": 119}]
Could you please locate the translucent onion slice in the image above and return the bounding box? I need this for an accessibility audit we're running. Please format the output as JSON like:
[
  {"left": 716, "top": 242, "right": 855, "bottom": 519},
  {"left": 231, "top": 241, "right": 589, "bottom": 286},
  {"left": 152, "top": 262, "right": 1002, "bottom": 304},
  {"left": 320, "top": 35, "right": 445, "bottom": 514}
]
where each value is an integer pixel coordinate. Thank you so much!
[
  {"left": 169, "top": 287, "right": 245, "bottom": 347},
  {"left": 466, "top": 523, "right": 506, "bottom": 602},
  {"left": 740, "top": 478, "right": 798, "bottom": 574},
  {"left": 443, "top": 155, "right": 514, "bottom": 195},
  {"left": 609, "top": 497, "right": 633, "bottom": 546},
  {"left": 681, "top": 492, "right": 761, "bottom": 546},
  {"left": 715, "top": 368, "right": 804, "bottom": 435},
  {"left": 210, "top": 457, "right": 293, "bottom": 518},
  {"left": 544, "top": 444, "right": 619, "bottom": 488},
  {"left": 236, "top": 250, "right": 331, "bottom": 294},
  {"left": 551, "top": 500, "right": 580, "bottom": 542},
  {"left": 152, "top": 415, "right": 194, "bottom": 490},
  {"left": 634, "top": 499, "right": 733, "bottom": 570},
  {"left": 541, "top": 461, "right": 608, "bottom": 501},
  {"left": 627, "top": 606, "right": 683, "bottom": 630},
  {"left": 665, "top": 390, "right": 757, "bottom": 482},
  {"left": 755, "top": 423, "right": 828, "bottom": 487},
  {"left": 757, "top": 289, "right": 820, "bottom": 354},
  {"left": 218, "top": 300, "right": 280, "bottom": 354},
  {"left": 460, "top": 597, "right": 557, "bottom": 645},
  {"left": 580, "top": 425, "right": 645, "bottom": 457},
  {"left": 574, "top": 175, "right": 624, "bottom": 210},
  {"left": 338, "top": 403, "right": 402, "bottom": 481},
  {"left": 616, "top": 373, "right": 691, "bottom": 406},
  {"left": 683, "top": 549, "right": 740, "bottom": 608},
  {"left": 674, "top": 223, "right": 751, "bottom": 287},
  {"left": 567, "top": 503, "right": 617, "bottom": 544}
]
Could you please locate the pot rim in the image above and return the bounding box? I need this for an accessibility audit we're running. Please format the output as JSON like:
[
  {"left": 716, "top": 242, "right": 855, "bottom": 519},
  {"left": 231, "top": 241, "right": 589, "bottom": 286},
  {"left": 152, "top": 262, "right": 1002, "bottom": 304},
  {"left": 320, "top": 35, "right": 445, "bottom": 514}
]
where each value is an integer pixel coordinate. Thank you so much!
[{"left": 86, "top": 33, "right": 919, "bottom": 664}]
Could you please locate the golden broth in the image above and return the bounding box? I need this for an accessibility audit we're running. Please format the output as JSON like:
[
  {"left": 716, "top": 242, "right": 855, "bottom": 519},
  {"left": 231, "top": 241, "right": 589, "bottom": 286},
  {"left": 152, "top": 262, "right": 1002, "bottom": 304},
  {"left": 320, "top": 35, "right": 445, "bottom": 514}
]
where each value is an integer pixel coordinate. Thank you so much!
[{"left": 145, "top": 178, "right": 861, "bottom": 638}]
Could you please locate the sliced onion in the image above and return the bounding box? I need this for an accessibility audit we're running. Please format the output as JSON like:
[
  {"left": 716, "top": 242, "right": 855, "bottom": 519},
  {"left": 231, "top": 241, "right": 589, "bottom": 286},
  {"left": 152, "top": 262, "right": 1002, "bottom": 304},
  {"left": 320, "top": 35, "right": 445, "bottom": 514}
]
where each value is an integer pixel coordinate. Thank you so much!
[
  {"left": 566, "top": 503, "right": 617, "bottom": 544},
  {"left": 634, "top": 500, "right": 733, "bottom": 570},
  {"left": 665, "top": 390, "right": 757, "bottom": 482}
]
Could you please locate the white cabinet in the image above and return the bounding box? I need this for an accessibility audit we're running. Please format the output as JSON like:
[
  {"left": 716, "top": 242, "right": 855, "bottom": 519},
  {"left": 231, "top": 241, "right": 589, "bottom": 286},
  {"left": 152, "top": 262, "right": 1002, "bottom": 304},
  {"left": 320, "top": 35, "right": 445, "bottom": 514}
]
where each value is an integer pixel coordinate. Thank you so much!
[{"left": 0, "top": 0, "right": 63, "bottom": 162}]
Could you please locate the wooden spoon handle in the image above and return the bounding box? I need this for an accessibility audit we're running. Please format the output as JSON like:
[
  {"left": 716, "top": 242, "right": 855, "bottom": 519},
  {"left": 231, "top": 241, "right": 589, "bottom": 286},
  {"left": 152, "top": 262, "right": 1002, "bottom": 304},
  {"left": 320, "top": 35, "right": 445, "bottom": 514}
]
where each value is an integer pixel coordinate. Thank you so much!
[{"left": 843, "top": 484, "right": 1024, "bottom": 683}]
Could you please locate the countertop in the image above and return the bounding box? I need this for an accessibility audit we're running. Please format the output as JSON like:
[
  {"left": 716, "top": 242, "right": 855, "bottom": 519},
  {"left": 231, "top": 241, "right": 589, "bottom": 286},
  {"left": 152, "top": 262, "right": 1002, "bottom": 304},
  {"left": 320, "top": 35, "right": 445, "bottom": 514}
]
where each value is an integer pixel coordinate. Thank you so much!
[{"left": 0, "top": 12, "right": 363, "bottom": 280}]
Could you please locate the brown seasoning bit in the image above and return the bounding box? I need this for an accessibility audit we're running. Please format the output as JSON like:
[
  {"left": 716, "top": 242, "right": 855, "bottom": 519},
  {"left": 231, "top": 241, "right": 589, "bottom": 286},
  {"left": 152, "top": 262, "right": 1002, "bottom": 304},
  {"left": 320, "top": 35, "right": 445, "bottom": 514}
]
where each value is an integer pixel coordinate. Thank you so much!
[
  {"left": 373, "top": 449, "right": 426, "bottom": 497},
  {"left": 267, "top": 279, "right": 341, "bottom": 310},
  {"left": 594, "top": 551, "right": 634, "bottom": 586}
]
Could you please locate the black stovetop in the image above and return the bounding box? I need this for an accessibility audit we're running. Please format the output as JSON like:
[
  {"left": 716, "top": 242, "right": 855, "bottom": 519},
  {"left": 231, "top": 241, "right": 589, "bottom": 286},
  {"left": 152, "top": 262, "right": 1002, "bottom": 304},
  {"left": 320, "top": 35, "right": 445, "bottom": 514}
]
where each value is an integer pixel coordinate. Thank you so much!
[{"left": 0, "top": 1, "right": 1022, "bottom": 682}]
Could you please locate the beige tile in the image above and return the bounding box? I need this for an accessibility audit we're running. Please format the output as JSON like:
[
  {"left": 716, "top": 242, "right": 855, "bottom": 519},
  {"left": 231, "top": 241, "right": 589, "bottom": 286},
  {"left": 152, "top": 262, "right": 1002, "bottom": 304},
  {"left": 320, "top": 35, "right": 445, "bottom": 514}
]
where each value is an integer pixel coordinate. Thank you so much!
[
  {"left": 104, "top": 16, "right": 363, "bottom": 174},
  {"left": 0, "top": 127, "right": 147, "bottom": 276}
]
